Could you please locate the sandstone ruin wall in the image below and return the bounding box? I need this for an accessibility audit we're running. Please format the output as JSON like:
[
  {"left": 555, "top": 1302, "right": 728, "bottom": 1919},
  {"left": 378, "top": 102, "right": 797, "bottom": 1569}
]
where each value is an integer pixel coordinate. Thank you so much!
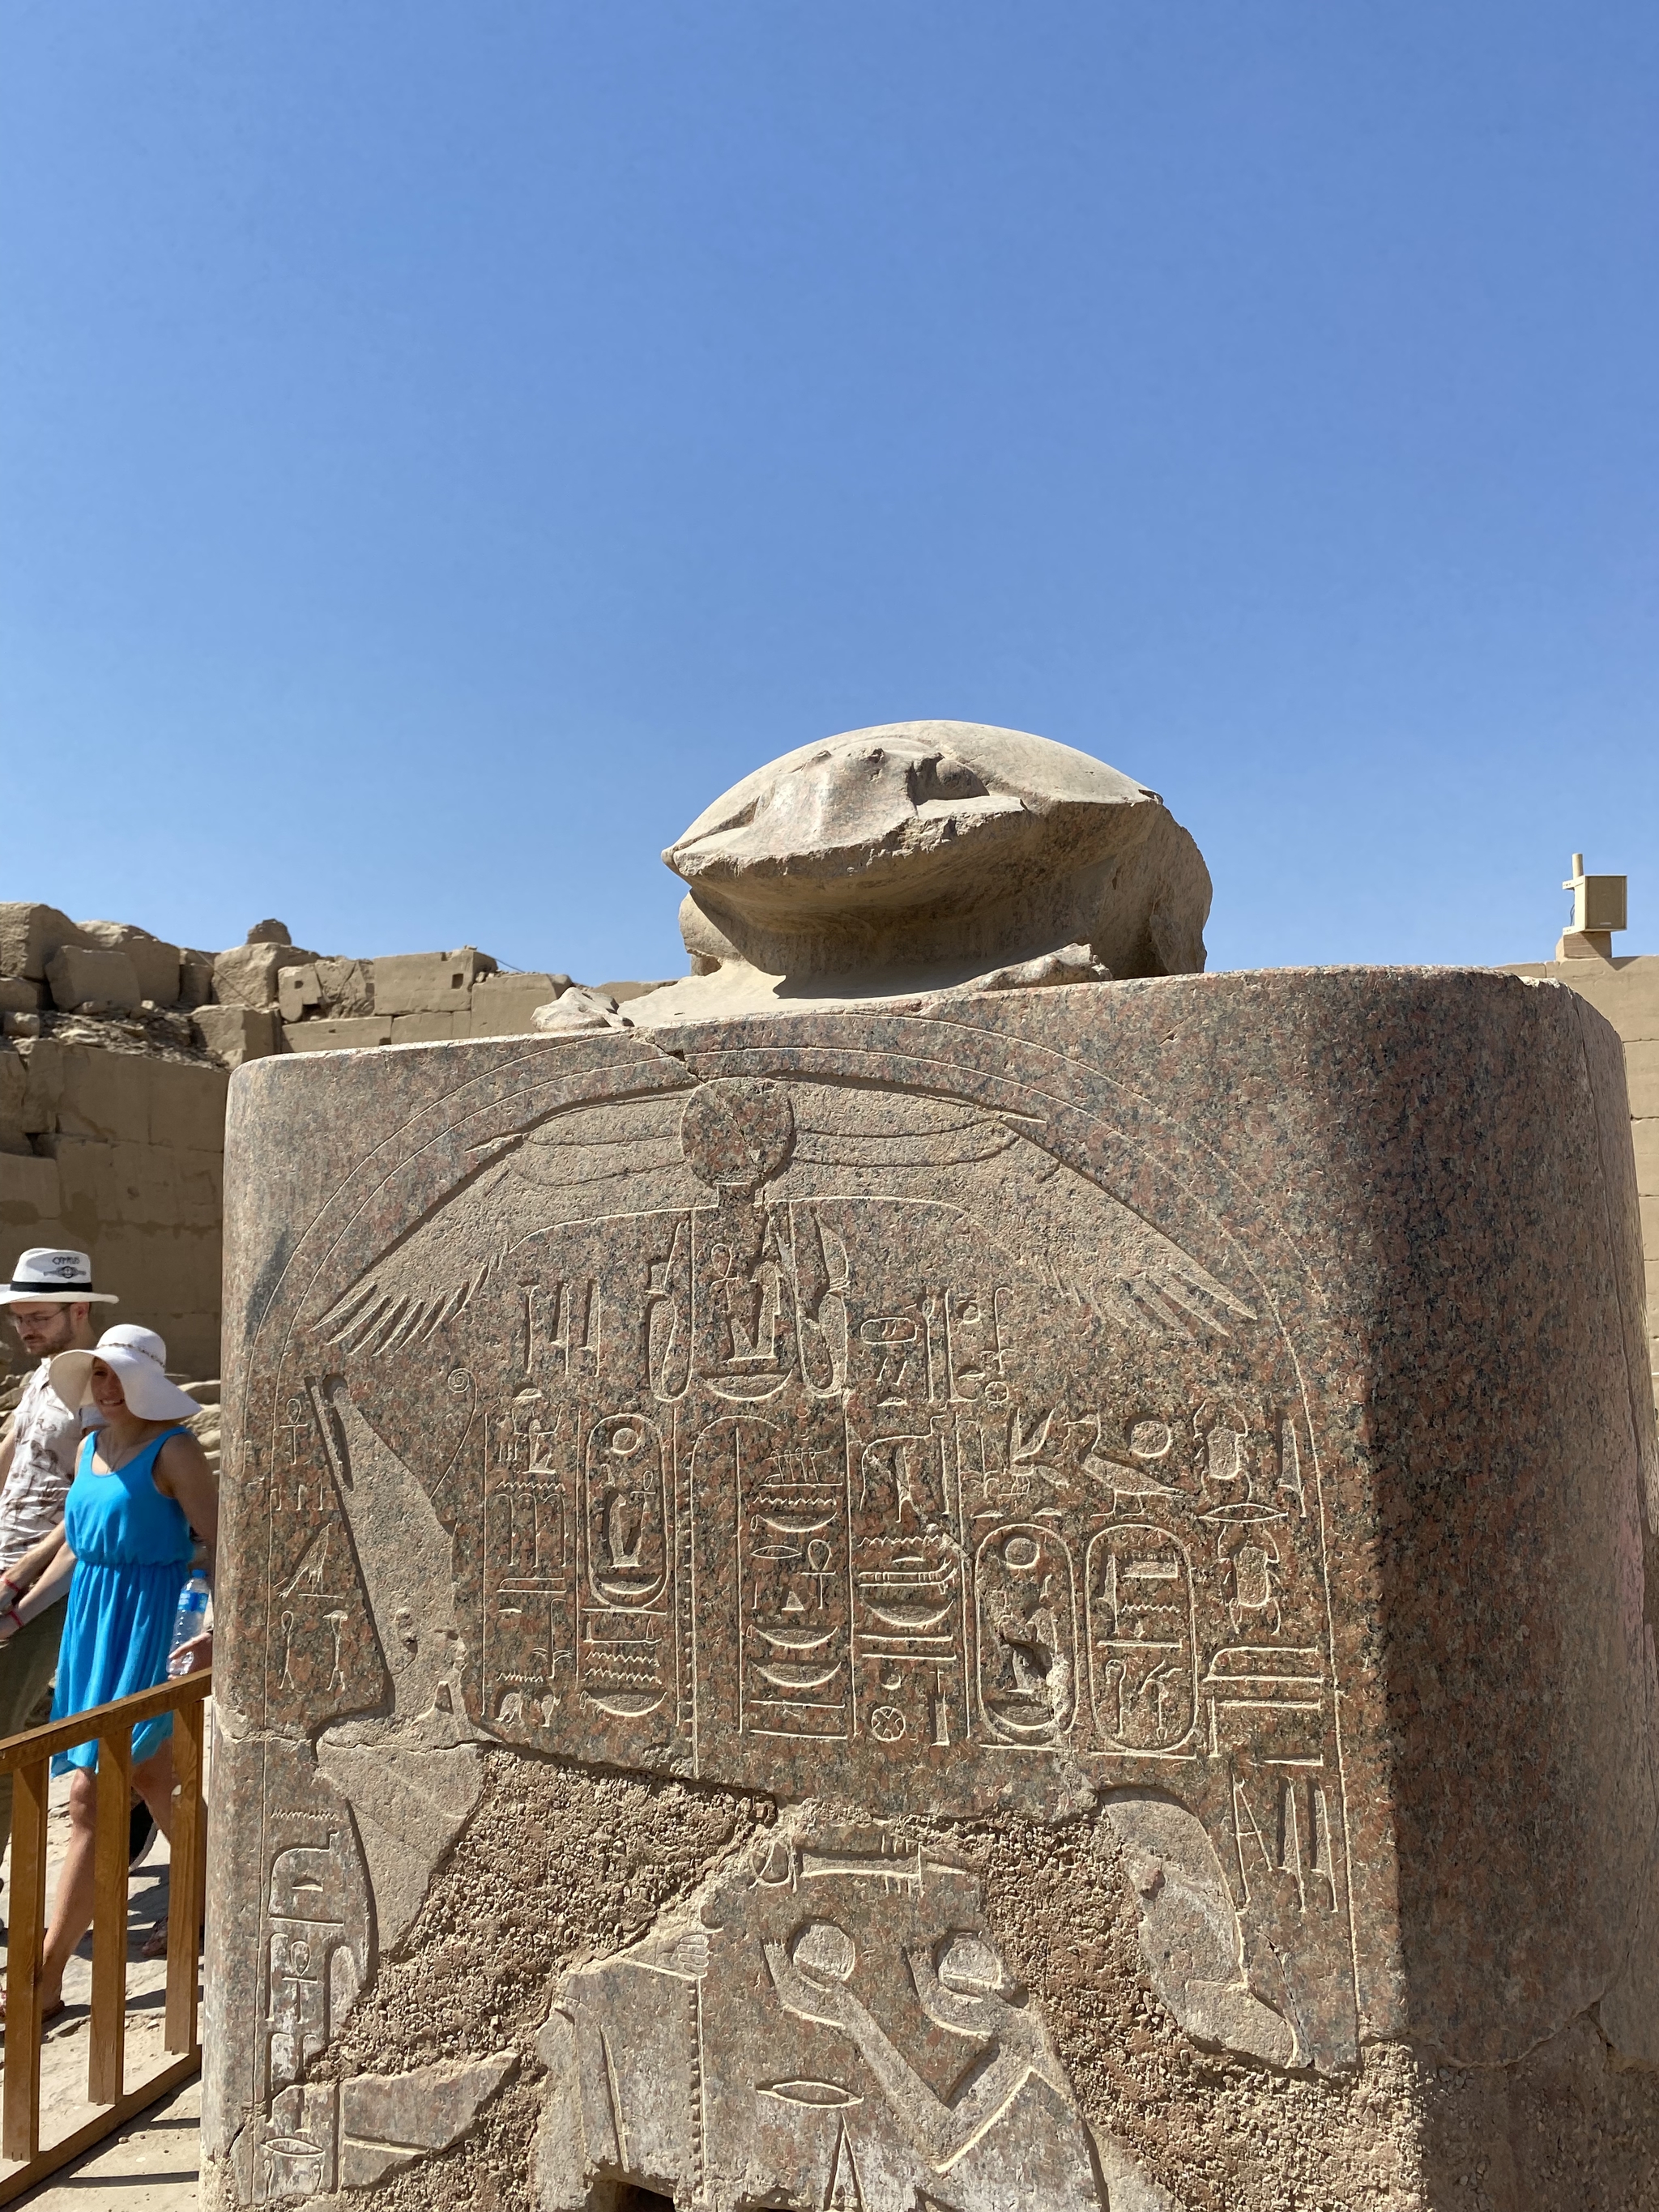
[{"left": 1, "top": 899, "right": 660, "bottom": 1385}]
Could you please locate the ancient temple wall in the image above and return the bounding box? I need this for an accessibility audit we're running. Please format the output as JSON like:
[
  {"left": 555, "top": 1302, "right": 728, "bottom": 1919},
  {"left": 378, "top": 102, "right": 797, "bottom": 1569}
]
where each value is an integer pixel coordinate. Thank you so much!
[
  {"left": 202, "top": 969, "right": 1659, "bottom": 2210},
  {"left": 0, "top": 1039, "right": 227, "bottom": 1380},
  {"left": 1500, "top": 953, "right": 1659, "bottom": 1389}
]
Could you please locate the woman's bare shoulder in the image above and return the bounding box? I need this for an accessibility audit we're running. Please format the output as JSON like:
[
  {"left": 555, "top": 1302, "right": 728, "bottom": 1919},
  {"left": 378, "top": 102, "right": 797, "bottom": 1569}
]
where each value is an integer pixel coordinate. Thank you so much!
[{"left": 153, "top": 1425, "right": 214, "bottom": 1493}]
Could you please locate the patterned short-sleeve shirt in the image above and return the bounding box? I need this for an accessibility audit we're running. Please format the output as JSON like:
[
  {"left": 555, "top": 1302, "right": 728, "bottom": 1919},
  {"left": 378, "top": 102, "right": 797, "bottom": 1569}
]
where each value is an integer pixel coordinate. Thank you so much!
[{"left": 0, "top": 1360, "right": 80, "bottom": 1571}]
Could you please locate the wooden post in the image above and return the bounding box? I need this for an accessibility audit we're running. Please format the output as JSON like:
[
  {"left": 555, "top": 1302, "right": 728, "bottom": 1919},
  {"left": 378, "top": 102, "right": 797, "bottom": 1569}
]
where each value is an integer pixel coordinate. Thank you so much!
[
  {"left": 88, "top": 1724, "right": 134, "bottom": 2106},
  {"left": 2, "top": 1756, "right": 49, "bottom": 2161},
  {"left": 0, "top": 1671, "right": 211, "bottom": 2197},
  {"left": 164, "top": 1694, "right": 206, "bottom": 2056}
]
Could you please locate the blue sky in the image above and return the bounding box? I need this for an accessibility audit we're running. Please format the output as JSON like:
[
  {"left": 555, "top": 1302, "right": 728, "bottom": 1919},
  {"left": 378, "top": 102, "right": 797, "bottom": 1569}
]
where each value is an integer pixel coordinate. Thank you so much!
[{"left": 2, "top": 3, "right": 1655, "bottom": 982}]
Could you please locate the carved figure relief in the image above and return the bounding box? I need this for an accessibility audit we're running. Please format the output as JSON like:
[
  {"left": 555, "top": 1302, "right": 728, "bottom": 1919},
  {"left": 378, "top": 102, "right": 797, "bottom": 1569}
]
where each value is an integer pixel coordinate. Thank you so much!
[
  {"left": 536, "top": 1813, "right": 1105, "bottom": 2211},
  {"left": 1102, "top": 1793, "right": 1299, "bottom": 2068}
]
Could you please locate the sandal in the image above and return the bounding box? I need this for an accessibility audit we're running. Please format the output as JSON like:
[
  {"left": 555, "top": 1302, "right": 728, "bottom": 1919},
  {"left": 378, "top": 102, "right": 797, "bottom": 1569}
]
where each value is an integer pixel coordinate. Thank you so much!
[{"left": 0, "top": 1986, "right": 66, "bottom": 2030}]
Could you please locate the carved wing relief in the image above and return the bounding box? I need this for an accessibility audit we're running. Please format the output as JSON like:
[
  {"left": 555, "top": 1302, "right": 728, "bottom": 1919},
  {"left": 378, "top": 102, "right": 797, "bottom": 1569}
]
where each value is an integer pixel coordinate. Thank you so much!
[{"left": 314, "top": 1078, "right": 1254, "bottom": 1364}]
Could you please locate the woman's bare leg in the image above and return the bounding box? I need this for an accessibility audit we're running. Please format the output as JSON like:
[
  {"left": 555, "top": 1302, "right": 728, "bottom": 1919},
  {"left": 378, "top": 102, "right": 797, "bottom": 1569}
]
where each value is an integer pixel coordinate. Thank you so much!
[
  {"left": 131, "top": 1741, "right": 177, "bottom": 1841},
  {"left": 131, "top": 1740, "right": 186, "bottom": 1957},
  {"left": 6, "top": 1741, "right": 195, "bottom": 2000},
  {"left": 35, "top": 1767, "right": 99, "bottom": 2010}
]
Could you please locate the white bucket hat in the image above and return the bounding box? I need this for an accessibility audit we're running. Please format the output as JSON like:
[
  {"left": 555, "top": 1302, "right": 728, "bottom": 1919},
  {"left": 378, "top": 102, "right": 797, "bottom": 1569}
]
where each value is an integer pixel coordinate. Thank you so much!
[
  {"left": 49, "top": 1326, "right": 200, "bottom": 1423},
  {"left": 0, "top": 1248, "right": 118, "bottom": 1306}
]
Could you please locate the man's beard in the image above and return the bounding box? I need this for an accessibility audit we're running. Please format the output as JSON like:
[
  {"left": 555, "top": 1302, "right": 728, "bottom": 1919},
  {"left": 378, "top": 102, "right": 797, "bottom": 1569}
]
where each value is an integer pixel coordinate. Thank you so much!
[{"left": 13, "top": 1315, "right": 77, "bottom": 1357}]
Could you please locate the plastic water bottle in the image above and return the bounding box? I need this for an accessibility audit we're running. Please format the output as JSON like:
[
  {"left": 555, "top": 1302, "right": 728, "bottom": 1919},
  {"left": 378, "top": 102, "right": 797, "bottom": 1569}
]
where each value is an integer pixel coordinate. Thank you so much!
[{"left": 167, "top": 1570, "right": 211, "bottom": 1677}]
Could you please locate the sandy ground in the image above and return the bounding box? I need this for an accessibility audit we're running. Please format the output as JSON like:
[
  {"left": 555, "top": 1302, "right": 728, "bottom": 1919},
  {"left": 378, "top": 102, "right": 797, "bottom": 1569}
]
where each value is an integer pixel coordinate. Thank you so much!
[
  {"left": 0, "top": 1769, "right": 202, "bottom": 2207},
  {"left": 6, "top": 2076, "right": 200, "bottom": 2209}
]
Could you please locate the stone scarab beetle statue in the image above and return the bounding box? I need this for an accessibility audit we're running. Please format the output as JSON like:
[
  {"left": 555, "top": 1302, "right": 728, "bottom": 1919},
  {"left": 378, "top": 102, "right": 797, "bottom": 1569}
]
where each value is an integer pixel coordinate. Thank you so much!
[{"left": 584, "top": 718, "right": 1210, "bottom": 1029}]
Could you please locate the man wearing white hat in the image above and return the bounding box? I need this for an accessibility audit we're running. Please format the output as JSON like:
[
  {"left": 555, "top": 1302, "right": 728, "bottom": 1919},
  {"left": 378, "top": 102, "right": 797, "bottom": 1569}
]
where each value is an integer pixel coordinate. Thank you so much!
[{"left": 0, "top": 1250, "right": 117, "bottom": 1860}]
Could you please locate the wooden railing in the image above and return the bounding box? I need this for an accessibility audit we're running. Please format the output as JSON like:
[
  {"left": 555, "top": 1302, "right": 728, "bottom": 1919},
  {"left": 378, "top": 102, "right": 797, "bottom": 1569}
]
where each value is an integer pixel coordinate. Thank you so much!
[{"left": 0, "top": 1668, "right": 210, "bottom": 2205}]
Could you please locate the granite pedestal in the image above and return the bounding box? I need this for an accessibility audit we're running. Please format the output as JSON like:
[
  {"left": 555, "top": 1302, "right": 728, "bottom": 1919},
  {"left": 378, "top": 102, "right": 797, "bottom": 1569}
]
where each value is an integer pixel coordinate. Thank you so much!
[{"left": 202, "top": 970, "right": 1659, "bottom": 2211}]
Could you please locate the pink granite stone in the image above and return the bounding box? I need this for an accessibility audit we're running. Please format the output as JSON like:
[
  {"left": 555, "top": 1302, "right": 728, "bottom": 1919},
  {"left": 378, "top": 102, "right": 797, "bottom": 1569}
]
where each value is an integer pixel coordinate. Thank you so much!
[{"left": 202, "top": 969, "right": 1659, "bottom": 2211}]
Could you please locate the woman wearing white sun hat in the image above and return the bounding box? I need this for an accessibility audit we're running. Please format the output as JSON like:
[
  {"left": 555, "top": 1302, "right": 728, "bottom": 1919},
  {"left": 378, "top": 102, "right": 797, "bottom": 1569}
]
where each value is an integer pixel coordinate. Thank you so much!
[{"left": 0, "top": 1324, "right": 216, "bottom": 2018}]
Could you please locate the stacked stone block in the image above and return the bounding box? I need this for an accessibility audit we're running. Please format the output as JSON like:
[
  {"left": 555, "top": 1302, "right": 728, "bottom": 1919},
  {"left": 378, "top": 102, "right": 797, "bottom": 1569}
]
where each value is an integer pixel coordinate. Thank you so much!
[
  {"left": 0, "top": 1037, "right": 225, "bottom": 1378},
  {"left": 0, "top": 902, "right": 215, "bottom": 1024},
  {"left": 0, "top": 900, "right": 655, "bottom": 1066}
]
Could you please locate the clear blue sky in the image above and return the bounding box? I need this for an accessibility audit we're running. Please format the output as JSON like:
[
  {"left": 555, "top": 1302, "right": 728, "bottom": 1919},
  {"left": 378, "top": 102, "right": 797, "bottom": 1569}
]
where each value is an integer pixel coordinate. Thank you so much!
[{"left": 3, "top": 3, "right": 1655, "bottom": 982}]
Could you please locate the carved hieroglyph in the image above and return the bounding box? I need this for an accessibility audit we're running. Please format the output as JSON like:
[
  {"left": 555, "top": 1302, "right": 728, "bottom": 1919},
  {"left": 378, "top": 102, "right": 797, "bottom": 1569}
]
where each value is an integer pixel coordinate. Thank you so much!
[{"left": 204, "top": 976, "right": 1659, "bottom": 2208}]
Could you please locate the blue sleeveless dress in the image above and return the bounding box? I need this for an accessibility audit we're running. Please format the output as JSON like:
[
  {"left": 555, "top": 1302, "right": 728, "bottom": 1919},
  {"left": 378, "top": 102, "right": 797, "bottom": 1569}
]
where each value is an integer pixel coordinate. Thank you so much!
[{"left": 50, "top": 1427, "right": 194, "bottom": 1775}]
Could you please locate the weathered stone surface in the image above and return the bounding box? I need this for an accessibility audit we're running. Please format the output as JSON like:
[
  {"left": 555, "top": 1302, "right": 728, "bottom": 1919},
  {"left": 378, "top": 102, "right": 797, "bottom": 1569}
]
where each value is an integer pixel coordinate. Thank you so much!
[
  {"left": 180, "top": 948, "right": 217, "bottom": 1010},
  {"left": 0, "top": 901, "right": 90, "bottom": 981},
  {"left": 76, "top": 919, "right": 183, "bottom": 1005},
  {"left": 194, "top": 1006, "right": 283, "bottom": 1068},
  {"left": 646, "top": 722, "right": 1209, "bottom": 1029},
  {"left": 385, "top": 1009, "right": 467, "bottom": 1044},
  {"left": 471, "top": 973, "right": 573, "bottom": 1038},
  {"left": 283, "top": 1016, "right": 394, "bottom": 1054},
  {"left": 45, "top": 942, "right": 143, "bottom": 1013},
  {"left": 531, "top": 986, "right": 630, "bottom": 1035},
  {"left": 278, "top": 964, "right": 323, "bottom": 1024},
  {"left": 15, "top": 1037, "right": 62, "bottom": 1132},
  {"left": 240, "top": 2052, "right": 516, "bottom": 2197},
  {"left": 1500, "top": 954, "right": 1659, "bottom": 1394},
  {"left": 0, "top": 1042, "right": 28, "bottom": 1154},
  {"left": 1, "top": 1038, "right": 228, "bottom": 1381},
  {"left": 315, "top": 957, "right": 377, "bottom": 1020},
  {"left": 215, "top": 940, "right": 321, "bottom": 1012},
  {"left": 595, "top": 979, "right": 672, "bottom": 1006},
  {"left": 279, "top": 959, "right": 380, "bottom": 1024},
  {"left": 372, "top": 948, "right": 497, "bottom": 1016},
  {"left": 204, "top": 970, "right": 1659, "bottom": 2209}
]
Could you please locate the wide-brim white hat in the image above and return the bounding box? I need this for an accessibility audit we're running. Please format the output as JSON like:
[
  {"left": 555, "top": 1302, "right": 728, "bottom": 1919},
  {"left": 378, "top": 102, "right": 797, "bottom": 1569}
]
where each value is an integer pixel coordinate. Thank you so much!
[
  {"left": 0, "top": 1248, "right": 118, "bottom": 1306},
  {"left": 50, "top": 1326, "right": 199, "bottom": 1424}
]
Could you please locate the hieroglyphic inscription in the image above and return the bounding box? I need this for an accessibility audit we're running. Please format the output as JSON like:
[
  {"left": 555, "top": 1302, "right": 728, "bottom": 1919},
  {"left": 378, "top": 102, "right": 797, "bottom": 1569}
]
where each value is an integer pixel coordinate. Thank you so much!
[
  {"left": 249, "top": 1051, "right": 1358, "bottom": 2082},
  {"left": 285, "top": 1070, "right": 1346, "bottom": 1791},
  {"left": 484, "top": 1391, "right": 574, "bottom": 1730},
  {"left": 721, "top": 1414, "right": 851, "bottom": 1740},
  {"left": 975, "top": 1525, "right": 1077, "bottom": 1744},
  {"left": 1232, "top": 1771, "right": 1341, "bottom": 1917},
  {"left": 262, "top": 1828, "right": 365, "bottom": 2112}
]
